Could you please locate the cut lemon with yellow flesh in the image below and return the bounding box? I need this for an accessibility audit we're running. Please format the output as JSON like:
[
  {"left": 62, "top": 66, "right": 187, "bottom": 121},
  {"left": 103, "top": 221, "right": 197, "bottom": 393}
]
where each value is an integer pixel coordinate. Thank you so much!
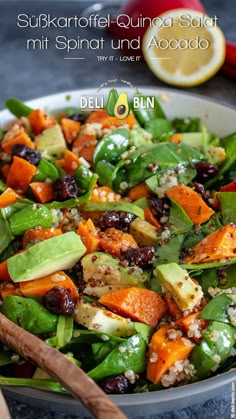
[{"left": 142, "top": 9, "right": 226, "bottom": 87}]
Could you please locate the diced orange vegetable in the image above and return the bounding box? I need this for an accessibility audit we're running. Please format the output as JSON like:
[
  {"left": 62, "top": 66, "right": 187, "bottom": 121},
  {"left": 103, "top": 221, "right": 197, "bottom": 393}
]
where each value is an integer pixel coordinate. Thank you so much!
[
  {"left": 22, "top": 227, "right": 62, "bottom": 249},
  {"left": 86, "top": 110, "right": 108, "bottom": 124},
  {"left": 99, "top": 228, "right": 138, "bottom": 258},
  {"left": 6, "top": 156, "right": 37, "bottom": 193},
  {"left": 60, "top": 150, "right": 80, "bottom": 175},
  {"left": 0, "top": 188, "right": 17, "bottom": 208},
  {"left": 77, "top": 218, "right": 100, "bottom": 254},
  {"left": 19, "top": 271, "right": 79, "bottom": 301},
  {"left": 220, "top": 180, "right": 236, "bottom": 192},
  {"left": 128, "top": 182, "right": 149, "bottom": 201},
  {"left": 61, "top": 118, "right": 81, "bottom": 144},
  {"left": 87, "top": 109, "right": 136, "bottom": 129},
  {"left": 0, "top": 260, "right": 11, "bottom": 281},
  {"left": 72, "top": 133, "right": 97, "bottom": 164},
  {"left": 90, "top": 186, "right": 121, "bottom": 203},
  {"left": 168, "top": 133, "right": 181, "bottom": 143},
  {"left": 99, "top": 287, "right": 166, "bottom": 328},
  {"left": 102, "top": 113, "right": 136, "bottom": 129},
  {"left": 30, "top": 182, "right": 55, "bottom": 203},
  {"left": 1, "top": 126, "right": 35, "bottom": 155},
  {"left": 184, "top": 224, "right": 236, "bottom": 264},
  {"left": 147, "top": 325, "right": 195, "bottom": 384},
  {"left": 176, "top": 312, "right": 209, "bottom": 343},
  {"left": 1, "top": 285, "right": 22, "bottom": 300},
  {"left": 144, "top": 207, "right": 161, "bottom": 230},
  {"left": 1, "top": 163, "right": 11, "bottom": 179},
  {"left": 28, "top": 109, "right": 57, "bottom": 135},
  {"left": 166, "top": 184, "right": 214, "bottom": 225},
  {"left": 164, "top": 294, "right": 183, "bottom": 319}
]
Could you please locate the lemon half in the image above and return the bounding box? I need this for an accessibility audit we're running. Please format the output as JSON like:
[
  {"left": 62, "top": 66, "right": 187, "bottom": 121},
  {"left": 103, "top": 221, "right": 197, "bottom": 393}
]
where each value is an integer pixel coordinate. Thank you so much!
[{"left": 142, "top": 9, "right": 226, "bottom": 87}]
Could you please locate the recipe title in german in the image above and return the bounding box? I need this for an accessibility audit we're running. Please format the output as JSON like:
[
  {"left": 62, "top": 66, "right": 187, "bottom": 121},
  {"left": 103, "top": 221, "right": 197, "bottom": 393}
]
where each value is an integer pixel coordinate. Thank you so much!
[{"left": 17, "top": 13, "right": 219, "bottom": 57}]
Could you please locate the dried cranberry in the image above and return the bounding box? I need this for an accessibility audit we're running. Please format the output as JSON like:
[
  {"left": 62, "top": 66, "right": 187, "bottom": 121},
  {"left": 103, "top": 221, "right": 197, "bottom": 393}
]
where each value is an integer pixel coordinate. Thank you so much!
[
  {"left": 53, "top": 176, "right": 79, "bottom": 201},
  {"left": 100, "top": 374, "right": 130, "bottom": 394},
  {"left": 119, "top": 212, "right": 136, "bottom": 232},
  {"left": 149, "top": 196, "right": 170, "bottom": 221},
  {"left": 43, "top": 286, "right": 75, "bottom": 315},
  {"left": 194, "top": 182, "right": 209, "bottom": 203},
  {"left": 194, "top": 162, "right": 219, "bottom": 183},
  {"left": 12, "top": 144, "right": 41, "bottom": 166},
  {"left": 68, "top": 113, "right": 87, "bottom": 124},
  {"left": 122, "top": 246, "right": 154, "bottom": 269},
  {"left": 98, "top": 211, "right": 120, "bottom": 230},
  {"left": 97, "top": 211, "right": 136, "bottom": 232}
]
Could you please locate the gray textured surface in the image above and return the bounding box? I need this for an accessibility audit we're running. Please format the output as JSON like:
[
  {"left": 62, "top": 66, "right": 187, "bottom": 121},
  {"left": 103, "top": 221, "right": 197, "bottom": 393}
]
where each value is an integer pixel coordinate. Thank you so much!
[{"left": 0, "top": 0, "right": 235, "bottom": 417}]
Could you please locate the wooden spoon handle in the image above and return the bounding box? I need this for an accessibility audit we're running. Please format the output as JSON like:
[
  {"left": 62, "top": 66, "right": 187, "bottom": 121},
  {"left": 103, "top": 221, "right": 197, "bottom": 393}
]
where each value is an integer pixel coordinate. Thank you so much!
[
  {"left": 0, "top": 389, "right": 11, "bottom": 419},
  {"left": 0, "top": 313, "right": 126, "bottom": 419}
]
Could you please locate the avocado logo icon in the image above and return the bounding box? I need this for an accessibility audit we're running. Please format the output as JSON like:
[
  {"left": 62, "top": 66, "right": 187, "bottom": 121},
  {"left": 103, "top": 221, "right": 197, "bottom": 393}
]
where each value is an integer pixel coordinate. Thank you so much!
[{"left": 106, "top": 89, "right": 130, "bottom": 119}]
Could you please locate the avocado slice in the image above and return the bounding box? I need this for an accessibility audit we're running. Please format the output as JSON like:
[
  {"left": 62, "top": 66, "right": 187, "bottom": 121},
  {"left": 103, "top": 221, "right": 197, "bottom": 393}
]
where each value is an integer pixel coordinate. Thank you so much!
[
  {"left": 114, "top": 92, "right": 130, "bottom": 120},
  {"left": 7, "top": 232, "right": 86, "bottom": 282},
  {"left": 82, "top": 252, "right": 147, "bottom": 296},
  {"left": 155, "top": 263, "right": 203, "bottom": 311},
  {"left": 74, "top": 300, "right": 135, "bottom": 337},
  {"left": 130, "top": 217, "right": 159, "bottom": 246},
  {"left": 35, "top": 124, "right": 67, "bottom": 159}
]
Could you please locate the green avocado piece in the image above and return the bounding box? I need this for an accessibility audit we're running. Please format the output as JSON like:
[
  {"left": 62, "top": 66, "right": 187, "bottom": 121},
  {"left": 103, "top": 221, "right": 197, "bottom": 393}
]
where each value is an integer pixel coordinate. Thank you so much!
[
  {"left": 35, "top": 124, "right": 67, "bottom": 159},
  {"left": 7, "top": 232, "right": 86, "bottom": 283},
  {"left": 0, "top": 296, "right": 57, "bottom": 334},
  {"left": 82, "top": 251, "right": 147, "bottom": 289},
  {"left": 130, "top": 217, "right": 159, "bottom": 246},
  {"left": 155, "top": 263, "right": 203, "bottom": 311},
  {"left": 114, "top": 92, "right": 130, "bottom": 120}
]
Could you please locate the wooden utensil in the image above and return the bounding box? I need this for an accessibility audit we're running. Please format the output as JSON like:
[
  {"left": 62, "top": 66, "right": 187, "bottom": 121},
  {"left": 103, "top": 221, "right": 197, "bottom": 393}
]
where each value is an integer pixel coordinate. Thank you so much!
[
  {"left": 0, "top": 389, "right": 11, "bottom": 419},
  {"left": 0, "top": 313, "right": 126, "bottom": 419}
]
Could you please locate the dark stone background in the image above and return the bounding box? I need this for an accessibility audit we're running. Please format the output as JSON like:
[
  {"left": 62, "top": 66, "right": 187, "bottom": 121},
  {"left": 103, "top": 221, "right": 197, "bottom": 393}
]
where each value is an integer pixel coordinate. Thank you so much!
[{"left": 0, "top": 0, "right": 235, "bottom": 417}]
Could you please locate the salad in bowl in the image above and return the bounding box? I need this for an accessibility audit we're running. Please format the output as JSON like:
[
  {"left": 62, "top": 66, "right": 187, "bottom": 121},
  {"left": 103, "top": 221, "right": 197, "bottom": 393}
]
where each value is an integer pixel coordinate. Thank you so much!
[{"left": 0, "top": 91, "right": 235, "bottom": 400}]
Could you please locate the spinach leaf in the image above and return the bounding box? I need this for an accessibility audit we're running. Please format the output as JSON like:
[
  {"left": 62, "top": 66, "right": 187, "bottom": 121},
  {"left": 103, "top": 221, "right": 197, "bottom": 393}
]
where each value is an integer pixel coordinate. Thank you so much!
[
  {"left": 92, "top": 340, "right": 118, "bottom": 365},
  {"left": 205, "top": 133, "right": 236, "bottom": 187},
  {"left": 0, "top": 377, "right": 66, "bottom": 393},
  {"left": 145, "top": 119, "right": 173, "bottom": 140},
  {"left": 0, "top": 209, "right": 14, "bottom": 255},
  {"left": 122, "top": 142, "right": 203, "bottom": 188},
  {"left": 132, "top": 94, "right": 166, "bottom": 126},
  {"left": 181, "top": 258, "right": 236, "bottom": 270},
  {"left": 155, "top": 234, "right": 185, "bottom": 265},
  {"left": 55, "top": 316, "right": 74, "bottom": 349},
  {"left": 218, "top": 264, "right": 236, "bottom": 289},
  {"left": 196, "top": 268, "right": 218, "bottom": 295},
  {"left": 93, "top": 128, "right": 130, "bottom": 166},
  {"left": 169, "top": 199, "right": 193, "bottom": 234},
  {"left": 217, "top": 192, "right": 236, "bottom": 225},
  {"left": 5, "top": 98, "right": 33, "bottom": 117},
  {"left": 172, "top": 117, "right": 200, "bottom": 133},
  {"left": 199, "top": 294, "right": 232, "bottom": 323},
  {"left": 33, "top": 158, "right": 60, "bottom": 182},
  {"left": 95, "top": 160, "right": 114, "bottom": 188},
  {"left": 88, "top": 334, "right": 146, "bottom": 381},
  {"left": 191, "top": 320, "right": 235, "bottom": 379},
  {"left": 201, "top": 213, "right": 222, "bottom": 235},
  {"left": 133, "top": 322, "right": 154, "bottom": 343}
]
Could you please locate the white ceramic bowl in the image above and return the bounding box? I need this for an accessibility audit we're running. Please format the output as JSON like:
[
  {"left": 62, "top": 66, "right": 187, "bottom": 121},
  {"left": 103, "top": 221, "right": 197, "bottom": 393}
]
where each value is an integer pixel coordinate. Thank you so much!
[{"left": 0, "top": 88, "right": 235, "bottom": 416}]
